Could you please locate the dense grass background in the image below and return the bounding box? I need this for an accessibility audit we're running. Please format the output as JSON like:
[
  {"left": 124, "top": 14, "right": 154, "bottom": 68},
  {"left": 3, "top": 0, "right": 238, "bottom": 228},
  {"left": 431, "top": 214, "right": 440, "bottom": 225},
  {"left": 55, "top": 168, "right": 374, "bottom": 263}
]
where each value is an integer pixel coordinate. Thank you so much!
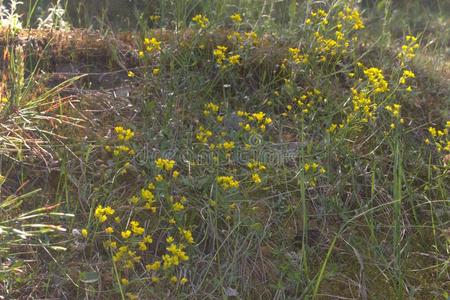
[{"left": 0, "top": 0, "right": 449, "bottom": 299}]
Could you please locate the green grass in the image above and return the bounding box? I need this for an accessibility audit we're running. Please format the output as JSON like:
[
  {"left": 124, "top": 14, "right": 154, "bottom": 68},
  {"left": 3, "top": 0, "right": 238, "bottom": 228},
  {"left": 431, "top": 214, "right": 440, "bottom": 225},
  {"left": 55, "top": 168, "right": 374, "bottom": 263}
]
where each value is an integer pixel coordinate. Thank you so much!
[{"left": 1, "top": 0, "right": 449, "bottom": 299}]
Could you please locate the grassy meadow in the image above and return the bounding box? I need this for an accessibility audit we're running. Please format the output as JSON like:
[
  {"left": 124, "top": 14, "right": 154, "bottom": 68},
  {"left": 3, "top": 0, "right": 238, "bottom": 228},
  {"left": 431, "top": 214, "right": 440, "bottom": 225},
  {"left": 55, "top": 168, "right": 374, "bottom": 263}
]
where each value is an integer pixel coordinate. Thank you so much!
[{"left": 0, "top": 0, "right": 449, "bottom": 299}]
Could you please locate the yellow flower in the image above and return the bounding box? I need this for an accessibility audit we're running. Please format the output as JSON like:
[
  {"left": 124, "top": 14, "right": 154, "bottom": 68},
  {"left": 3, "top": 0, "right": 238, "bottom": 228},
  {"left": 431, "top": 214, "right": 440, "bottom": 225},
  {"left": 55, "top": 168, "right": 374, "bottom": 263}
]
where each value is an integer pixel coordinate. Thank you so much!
[
  {"left": 180, "top": 228, "right": 195, "bottom": 244},
  {"left": 170, "top": 276, "right": 178, "bottom": 284},
  {"left": 222, "top": 141, "right": 235, "bottom": 151},
  {"left": 228, "top": 54, "right": 240, "bottom": 65},
  {"left": 155, "top": 174, "right": 164, "bottom": 182},
  {"left": 127, "top": 71, "right": 135, "bottom": 78},
  {"left": 149, "top": 15, "right": 160, "bottom": 22},
  {"left": 146, "top": 261, "right": 161, "bottom": 271},
  {"left": 126, "top": 293, "right": 138, "bottom": 300},
  {"left": 173, "top": 170, "right": 180, "bottom": 178},
  {"left": 138, "top": 242, "right": 148, "bottom": 251},
  {"left": 213, "top": 45, "right": 228, "bottom": 66},
  {"left": 304, "top": 163, "right": 310, "bottom": 172},
  {"left": 129, "top": 195, "right": 139, "bottom": 205},
  {"left": 143, "top": 235, "right": 153, "bottom": 244},
  {"left": 288, "top": 47, "right": 309, "bottom": 64},
  {"left": 121, "top": 278, "right": 129, "bottom": 286},
  {"left": 251, "top": 173, "right": 262, "bottom": 184},
  {"left": 172, "top": 202, "right": 185, "bottom": 212},
  {"left": 151, "top": 276, "right": 160, "bottom": 283},
  {"left": 121, "top": 230, "right": 132, "bottom": 239},
  {"left": 180, "top": 277, "right": 188, "bottom": 284},
  {"left": 94, "top": 205, "right": 115, "bottom": 223},
  {"left": 130, "top": 221, "right": 145, "bottom": 235},
  {"left": 105, "top": 227, "right": 114, "bottom": 234},
  {"left": 155, "top": 158, "right": 175, "bottom": 171},
  {"left": 364, "top": 67, "right": 389, "bottom": 94},
  {"left": 115, "top": 126, "right": 135, "bottom": 141},
  {"left": 216, "top": 176, "right": 239, "bottom": 190},
  {"left": 81, "top": 228, "right": 88, "bottom": 238},
  {"left": 230, "top": 13, "right": 242, "bottom": 23},
  {"left": 192, "top": 14, "right": 209, "bottom": 28},
  {"left": 152, "top": 68, "right": 160, "bottom": 76},
  {"left": 144, "top": 37, "right": 161, "bottom": 53},
  {"left": 327, "top": 124, "right": 337, "bottom": 133}
]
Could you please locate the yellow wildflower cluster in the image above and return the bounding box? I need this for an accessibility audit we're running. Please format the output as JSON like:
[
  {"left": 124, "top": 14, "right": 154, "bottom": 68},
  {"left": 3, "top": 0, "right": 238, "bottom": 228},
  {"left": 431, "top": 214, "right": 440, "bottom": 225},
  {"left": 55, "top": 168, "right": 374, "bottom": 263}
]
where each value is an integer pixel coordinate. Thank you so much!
[
  {"left": 144, "top": 37, "right": 162, "bottom": 53},
  {"left": 0, "top": 97, "right": 8, "bottom": 112},
  {"left": 180, "top": 228, "right": 195, "bottom": 244},
  {"left": 385, "top": 104, "right": 401, "bottom": 118},
  {"left": 213, "top": 45, "right": 228, "bottom": 65},
  {"left": 337, "top": 7, "right": 365, "bottom": 30},
  {"left": 155, "top": 158, "right": 175, "bottom": 171},
  {"left": 399, "top": 70, "right": 415, "bottom": 84},
  {"left": 203, "top": 102, "right": 219, "bottom": 116},
  {"left": 306, "top": 5, "right": 365, "bottom": 61},
  {"left": 283, "top": 89, "right": 323, "bottom": 116},
  {"left": 247, "top": 160, "right": 266, "bottom": 184},
  {"left": 327, "top": 123, "right": 338, "bottom": 134},
  {"left": 216, "top": 176, "right": 240, "bottom": 190},
  {"left": 314, "top": 31, "right": 343, "bottom": 57},
  {"left": 230, "top": 13, "right": 242, "bottom": 24},
  {"left": 111, "top": 145, "right": 135, "bottom": 157},
  {"left": 91, "top": 158, "right": 195, "bottom": 289},
  {"left": 364, "top": 67, "right": 389, "bottom": 94},
  {"left": 192, "top": 14, "right": 209, "bottom": 28},
  {"left": 154, "top": 157, "right": 179, "bottom": 182},
  {"left": 171, "top": 196, "right": 187, "bottom": 212},
  {"left": 385, "top": 104, "right": 404, "bottom": 128},
  {"left": 162, "top": 241, "right": 189, "bottom": 269},
  {"left": 94, "top": 205, "right": 115, "bottom": 223},
  {"left": 288, "top": 47, "right": 309, "bottom": 64},
  {"left": 213, "top": 140, "right": 235, "bottom": 151},
  {"left": 196, "top": 126, "right": 213, "bottom": 143},
  {"left": 237, "top": 111, "right": 272, "bottom": 133},
  {"left": 213, "top": 45, "right": 240, "bottom": 67},
  {"left": 306, "top": 9, "right": 328, "bottom": 25},
  {"left": 426, "top": 123, "right": 450, "bottom": 153},
  {"left": 105, "top": 126, "right": 136, "bottom": 163},
  {"left": 130, "top": 220, "right": 145, "bottom": 235},
  {"left": 399, "top": 69, "right": 415, "bottom": 91},
  {"left": 303, "top": 162, "right": 326, "bottom": 187},
  {"left": 304, "top": 162, "right": 326, "bottom": 174},
  {"left": 149, "top": 15, "right": 160, "bottom": 22},
  {"left": 113, "top": 245, "right": 142, "bottom": 269},
  {"left": 141, "top": 183, "right": 157, "bottom": 212},
  {"left": 398, "top": 35, "right": 419, "bottom": 62},
  {"left": 227, "top": 31, "right": 259, "bottom": 48},
  {"left": 115, "top": 126, "right": 134, "bottom": 141},
  {"left": 202, "top": 102, "right": 224, "bottom": 123},
  {"left": 350, "top": 88, "right": 376, "bottom": 123}
]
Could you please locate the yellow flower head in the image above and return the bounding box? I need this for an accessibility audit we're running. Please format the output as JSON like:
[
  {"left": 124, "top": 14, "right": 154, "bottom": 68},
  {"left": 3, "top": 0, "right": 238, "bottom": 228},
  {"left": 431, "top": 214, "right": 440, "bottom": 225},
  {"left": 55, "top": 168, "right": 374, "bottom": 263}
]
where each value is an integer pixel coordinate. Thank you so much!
[
  {"left": 192, "top": 14, "right": 209, "bottom": 28},
  {"left": 230, "top": 13, "right": 242, "bottom": 23},
  {"left": 121, "top": 230, "right": 132, "bottom": 239},
  {"left": 155, "top": 158, "right": 176, "bottom": 171}
]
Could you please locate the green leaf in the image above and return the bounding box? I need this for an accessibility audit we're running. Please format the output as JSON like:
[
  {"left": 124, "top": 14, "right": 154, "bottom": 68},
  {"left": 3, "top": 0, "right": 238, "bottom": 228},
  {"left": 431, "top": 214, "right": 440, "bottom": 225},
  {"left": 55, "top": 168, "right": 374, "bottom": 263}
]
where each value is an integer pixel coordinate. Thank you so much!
[{"left": 79, "top": 271, "right": 99, "bottom": 284}]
